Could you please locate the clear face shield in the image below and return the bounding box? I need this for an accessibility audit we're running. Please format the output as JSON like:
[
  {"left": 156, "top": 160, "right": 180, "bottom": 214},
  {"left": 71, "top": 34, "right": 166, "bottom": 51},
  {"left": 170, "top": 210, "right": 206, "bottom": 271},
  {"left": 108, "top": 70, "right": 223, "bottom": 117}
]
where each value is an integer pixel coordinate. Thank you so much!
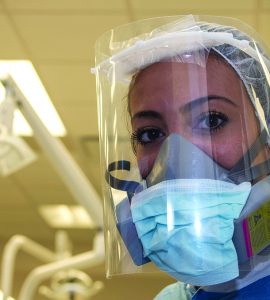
[{"left": 93, "top": 15, "right": 270, "bottom": 286}]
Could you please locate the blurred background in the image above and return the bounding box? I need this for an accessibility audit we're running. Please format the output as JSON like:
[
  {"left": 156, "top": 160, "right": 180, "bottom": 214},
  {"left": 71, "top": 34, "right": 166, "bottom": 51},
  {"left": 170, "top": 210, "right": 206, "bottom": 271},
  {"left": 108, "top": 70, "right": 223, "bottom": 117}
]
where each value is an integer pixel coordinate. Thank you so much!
[{"left": 0, "top": 0, "right": 269, "bottom": 299}]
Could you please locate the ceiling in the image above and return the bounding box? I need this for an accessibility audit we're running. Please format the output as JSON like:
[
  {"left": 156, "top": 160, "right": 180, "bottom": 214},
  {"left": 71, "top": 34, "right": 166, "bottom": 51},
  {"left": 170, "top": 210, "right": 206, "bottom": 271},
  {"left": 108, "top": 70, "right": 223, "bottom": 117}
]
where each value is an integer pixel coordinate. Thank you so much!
[{"left": 0, "top": 0, "right": 269, "bottom": 299}]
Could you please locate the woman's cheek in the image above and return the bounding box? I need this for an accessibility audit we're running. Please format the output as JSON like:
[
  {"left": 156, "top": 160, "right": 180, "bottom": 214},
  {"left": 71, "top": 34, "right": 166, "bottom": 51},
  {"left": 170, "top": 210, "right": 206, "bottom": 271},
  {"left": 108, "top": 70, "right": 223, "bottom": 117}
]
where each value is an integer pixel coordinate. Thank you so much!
[{"left": 209, "top": 138, "right": 245, "bottom": 169}]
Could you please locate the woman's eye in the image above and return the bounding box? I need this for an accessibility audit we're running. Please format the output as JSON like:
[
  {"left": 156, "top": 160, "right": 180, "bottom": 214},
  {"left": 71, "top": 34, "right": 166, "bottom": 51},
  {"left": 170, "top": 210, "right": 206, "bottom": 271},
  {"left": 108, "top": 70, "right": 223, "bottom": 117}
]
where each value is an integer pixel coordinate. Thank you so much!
[
  {"left": 132, "top": 127, "right": 165, "bottom": 146},
  {"left": 195, "top": 111, "right": 228, "bottom": 132}
]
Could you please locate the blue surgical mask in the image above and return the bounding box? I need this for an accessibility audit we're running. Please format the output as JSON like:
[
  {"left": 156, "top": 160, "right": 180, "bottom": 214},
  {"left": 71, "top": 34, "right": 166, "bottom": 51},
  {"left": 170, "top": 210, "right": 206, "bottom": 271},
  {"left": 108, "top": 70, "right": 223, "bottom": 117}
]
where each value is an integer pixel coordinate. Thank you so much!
[{"left": 130, "top": 178, "right": 251, "bottom": 286}]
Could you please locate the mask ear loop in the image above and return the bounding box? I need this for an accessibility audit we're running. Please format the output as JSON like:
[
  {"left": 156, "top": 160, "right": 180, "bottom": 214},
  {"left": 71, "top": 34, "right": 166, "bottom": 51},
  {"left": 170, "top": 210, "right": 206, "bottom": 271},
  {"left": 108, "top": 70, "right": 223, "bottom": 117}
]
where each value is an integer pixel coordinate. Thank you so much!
[{"left": 228, "top": 129, "right": 270, "bottom": 183}]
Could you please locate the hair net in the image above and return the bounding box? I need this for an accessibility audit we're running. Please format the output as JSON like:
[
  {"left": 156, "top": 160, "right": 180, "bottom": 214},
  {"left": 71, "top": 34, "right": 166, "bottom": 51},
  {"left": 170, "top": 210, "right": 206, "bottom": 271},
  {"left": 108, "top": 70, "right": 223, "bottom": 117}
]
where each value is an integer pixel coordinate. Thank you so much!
[{"left": 202, "top": 22, "right": 270, "bottom": 135}]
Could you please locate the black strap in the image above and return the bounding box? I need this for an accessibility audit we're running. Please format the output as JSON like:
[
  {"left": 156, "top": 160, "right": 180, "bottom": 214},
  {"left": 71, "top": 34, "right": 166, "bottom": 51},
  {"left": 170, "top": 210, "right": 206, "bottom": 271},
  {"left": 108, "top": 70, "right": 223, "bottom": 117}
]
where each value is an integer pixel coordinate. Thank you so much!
[
  {"left": 228, "top": 159, "right": 270, "bottom": 183},
  {"left": 105, "top": 160, "right": 140, "bottom": 194},
  {"left": 228, "top": 129, "right": 270, "bottom": 183}
]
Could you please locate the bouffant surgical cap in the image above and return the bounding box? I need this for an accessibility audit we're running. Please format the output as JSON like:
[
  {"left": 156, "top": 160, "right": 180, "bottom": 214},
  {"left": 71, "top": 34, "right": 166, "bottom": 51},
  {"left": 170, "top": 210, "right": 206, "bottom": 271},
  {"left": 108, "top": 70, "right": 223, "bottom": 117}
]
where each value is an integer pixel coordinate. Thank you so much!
[{"left": 202, "top": 22, "right": 270, "bottom": 133}]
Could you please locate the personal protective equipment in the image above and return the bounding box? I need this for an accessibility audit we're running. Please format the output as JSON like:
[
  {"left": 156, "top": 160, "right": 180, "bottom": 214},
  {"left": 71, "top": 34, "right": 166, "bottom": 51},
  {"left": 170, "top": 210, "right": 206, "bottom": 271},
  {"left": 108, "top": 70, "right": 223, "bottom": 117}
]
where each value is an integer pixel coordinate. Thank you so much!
[
  {"left": 92, "top": 14, "right": 270, "bottom": 282},
  {"left": 131, "top": 179, "right": 251, "bottom": 286}
]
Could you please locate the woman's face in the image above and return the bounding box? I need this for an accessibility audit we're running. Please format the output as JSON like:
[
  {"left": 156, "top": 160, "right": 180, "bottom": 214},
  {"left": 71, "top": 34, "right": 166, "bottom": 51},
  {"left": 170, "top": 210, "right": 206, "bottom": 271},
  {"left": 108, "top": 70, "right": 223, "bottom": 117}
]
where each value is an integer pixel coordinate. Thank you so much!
[{"left": 129, "top": 55, "right": 267, "bottom": 178}]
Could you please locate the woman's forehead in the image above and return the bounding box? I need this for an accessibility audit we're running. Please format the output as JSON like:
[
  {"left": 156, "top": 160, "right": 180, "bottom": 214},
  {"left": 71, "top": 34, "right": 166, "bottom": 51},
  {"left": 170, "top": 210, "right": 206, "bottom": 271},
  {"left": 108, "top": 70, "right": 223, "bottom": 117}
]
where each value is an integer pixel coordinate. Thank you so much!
[
  {"left": 129, "top": 56, "right": 245, "bottom": 114},
  {"left": 132, "top": 55, "right": 236, "bottom": 89}
]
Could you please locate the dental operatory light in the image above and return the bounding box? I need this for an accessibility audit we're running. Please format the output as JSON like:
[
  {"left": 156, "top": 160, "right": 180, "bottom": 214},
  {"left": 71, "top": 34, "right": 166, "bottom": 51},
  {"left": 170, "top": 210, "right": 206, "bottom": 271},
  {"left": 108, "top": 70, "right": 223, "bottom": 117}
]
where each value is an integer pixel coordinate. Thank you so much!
[
  {"left": 39, "top": 205, "right": 96, "bottom": 229},
  {"left": 0, "top": 60, "right": 66, "bottom": 136},
  {"left": 0, "top": 81, "right": 37, "bottom": 176},
  {"left": 0, "top": 125, "right": 37, "bottom": 176},
  {"left": 39, "top": 269, "right": 104, "bottom": 300}
]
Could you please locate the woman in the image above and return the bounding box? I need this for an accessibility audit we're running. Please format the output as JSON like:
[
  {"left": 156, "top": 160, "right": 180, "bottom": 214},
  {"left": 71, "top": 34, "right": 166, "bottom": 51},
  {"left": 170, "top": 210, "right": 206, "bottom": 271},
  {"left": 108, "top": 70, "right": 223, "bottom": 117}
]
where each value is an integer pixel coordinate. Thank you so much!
[{"left": 93, "top": 15, "right": 270, "bottom": 299}]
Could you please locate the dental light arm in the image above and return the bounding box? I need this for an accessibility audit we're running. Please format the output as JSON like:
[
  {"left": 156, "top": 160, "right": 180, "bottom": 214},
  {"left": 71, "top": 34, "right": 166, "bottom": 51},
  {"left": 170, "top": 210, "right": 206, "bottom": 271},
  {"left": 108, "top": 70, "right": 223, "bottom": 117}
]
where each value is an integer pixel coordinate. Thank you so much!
[
  {"left": 1, "top": 235, "right": 57, "bottom": 297},
  {"left": 2, "top": 76, "right": 103, "bottom": 228},
  {"left": 1, "top": 231, "right": 104, "bottom": 300},
  {"left": 18, "top": 231, "right": 104, "bottom": 300}
]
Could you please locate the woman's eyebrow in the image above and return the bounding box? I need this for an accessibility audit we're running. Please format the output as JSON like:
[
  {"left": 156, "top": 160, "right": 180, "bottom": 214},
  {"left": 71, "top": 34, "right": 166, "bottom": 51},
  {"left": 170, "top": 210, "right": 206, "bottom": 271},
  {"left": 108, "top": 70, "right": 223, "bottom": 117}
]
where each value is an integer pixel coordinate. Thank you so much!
[
  {"left": 179, "top": 95, "right": 238, "bottom": 113},
  {"left": 131, "top": 110, "right": 162, "bottom": 123}
]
